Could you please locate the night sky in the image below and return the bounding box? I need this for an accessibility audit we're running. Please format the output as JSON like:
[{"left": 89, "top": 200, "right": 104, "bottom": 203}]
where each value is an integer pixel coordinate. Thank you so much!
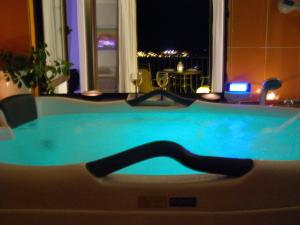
[{"left": 137, "top": 0, "right": 210, "bottom": 56}]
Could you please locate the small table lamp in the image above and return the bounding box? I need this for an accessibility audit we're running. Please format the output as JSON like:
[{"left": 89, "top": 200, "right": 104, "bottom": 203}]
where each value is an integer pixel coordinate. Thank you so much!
[{"left": 177, "top": 61, "right": 184, "bottom": 72}]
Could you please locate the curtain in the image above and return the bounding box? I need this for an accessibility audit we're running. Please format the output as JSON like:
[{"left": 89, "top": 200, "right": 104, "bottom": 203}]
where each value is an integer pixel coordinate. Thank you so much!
[
  {"left": 118, "top": 0, "right": 138, "bottom": 93},
  {"left": 211, "top": 0, "right": 225, "bottom": 93},
  {"left": 42, "top": 0, "right": 67, "bottom": 93}
]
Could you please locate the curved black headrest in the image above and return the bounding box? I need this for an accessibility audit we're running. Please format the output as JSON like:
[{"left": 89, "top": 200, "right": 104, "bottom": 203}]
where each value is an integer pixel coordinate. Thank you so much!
[
  {"left": 0, "top": 94, "right": 37, "bottom": 128},
  {"left": 262, "top": 78, "right": 282, "bottom": 91}
]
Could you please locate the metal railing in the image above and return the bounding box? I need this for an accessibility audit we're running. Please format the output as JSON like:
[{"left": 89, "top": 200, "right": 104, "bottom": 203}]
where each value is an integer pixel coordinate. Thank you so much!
[{"left": 138, "top": 56, "right": 211, "bottom": 93}]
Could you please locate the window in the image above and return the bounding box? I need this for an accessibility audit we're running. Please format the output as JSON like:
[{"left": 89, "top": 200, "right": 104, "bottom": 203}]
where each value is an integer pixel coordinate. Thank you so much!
[{"left": 137, "top": 0, "right": 212, "bottom": 94}]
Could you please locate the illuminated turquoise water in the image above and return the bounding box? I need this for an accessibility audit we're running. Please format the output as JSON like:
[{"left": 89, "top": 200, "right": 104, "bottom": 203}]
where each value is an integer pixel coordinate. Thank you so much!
[{"left": 0, "top": 103, "right": 300, "bottom": 175}]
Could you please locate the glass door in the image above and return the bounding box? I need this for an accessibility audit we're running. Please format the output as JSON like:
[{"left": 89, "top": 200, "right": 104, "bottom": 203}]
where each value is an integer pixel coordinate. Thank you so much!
[{"left": 96, "top": 0, "right": 118, "bottom": 93}]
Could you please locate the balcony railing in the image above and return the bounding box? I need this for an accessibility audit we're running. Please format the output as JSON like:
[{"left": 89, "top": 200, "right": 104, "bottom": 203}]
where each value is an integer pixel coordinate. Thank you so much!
[{"left": 138, "top": 56, "right": 211, "bottom": 94}]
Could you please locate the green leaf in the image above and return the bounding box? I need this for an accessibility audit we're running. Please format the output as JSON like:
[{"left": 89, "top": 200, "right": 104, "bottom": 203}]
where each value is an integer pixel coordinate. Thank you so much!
[
  {"left": 0, "top": 43, "right": 71, "bottom": 95},
  {"left": 54, "top": 60, "right": 60, "bottom": 66}
]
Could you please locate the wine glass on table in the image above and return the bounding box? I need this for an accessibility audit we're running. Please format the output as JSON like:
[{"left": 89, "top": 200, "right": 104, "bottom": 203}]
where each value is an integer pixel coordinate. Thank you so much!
[
  {"left": 131, "top": 72, "right": 143, "bottom": 98},
  {"left": 156, "top": 72, "right": 169, "bottom": 100}
]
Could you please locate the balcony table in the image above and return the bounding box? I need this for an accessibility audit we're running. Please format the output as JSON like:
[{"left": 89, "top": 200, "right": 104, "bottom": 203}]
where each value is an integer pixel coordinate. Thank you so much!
[{"left": 157, "top": 70, "right": 205, "bottom": 94}]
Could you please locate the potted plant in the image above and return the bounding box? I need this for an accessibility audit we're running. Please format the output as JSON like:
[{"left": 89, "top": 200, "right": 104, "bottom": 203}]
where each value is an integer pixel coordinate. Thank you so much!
[{"left": 0, "top": 43, "right": 72, "bottom": 95}]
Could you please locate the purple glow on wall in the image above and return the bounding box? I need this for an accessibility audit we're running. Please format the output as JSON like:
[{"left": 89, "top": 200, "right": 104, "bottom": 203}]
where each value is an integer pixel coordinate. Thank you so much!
[{"left": 66, "top": 0, "right": 80, "bottom": 71}]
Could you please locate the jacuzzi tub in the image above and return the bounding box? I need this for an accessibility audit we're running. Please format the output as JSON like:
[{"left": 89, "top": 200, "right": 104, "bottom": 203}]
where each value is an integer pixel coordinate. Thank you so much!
[{"left": 0, "top": 95, "right": 300, "bottom": 225}]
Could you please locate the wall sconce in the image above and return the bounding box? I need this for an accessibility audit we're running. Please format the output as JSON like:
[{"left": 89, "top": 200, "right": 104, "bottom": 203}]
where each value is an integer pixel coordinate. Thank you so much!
[
  {"left": 266, "top": 91, "right": 280, "bottom": 101},
  {"left": 259, "top": 78, "right": 282, "bottom": 105}
]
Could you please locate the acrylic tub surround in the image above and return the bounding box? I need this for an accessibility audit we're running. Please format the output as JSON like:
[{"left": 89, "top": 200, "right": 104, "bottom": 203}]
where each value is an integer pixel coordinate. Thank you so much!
[{"left": 0, "top": 96, "right": 300, "bottom": 225}]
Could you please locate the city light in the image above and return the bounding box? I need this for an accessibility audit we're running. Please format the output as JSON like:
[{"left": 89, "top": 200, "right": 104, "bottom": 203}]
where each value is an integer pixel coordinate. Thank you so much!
[
  {"left": 163, "top": 50, "right": 177, "bottom": 55},
  {"left": 181, "top": 51, "right": 189, "bottom": 57},
  {"left": 137, "top": 50, "right": 190, "bottom": 58}
]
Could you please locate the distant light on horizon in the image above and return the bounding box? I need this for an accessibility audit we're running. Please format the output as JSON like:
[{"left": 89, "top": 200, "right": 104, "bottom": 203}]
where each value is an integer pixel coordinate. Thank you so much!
[
  {"left": 181, "top": 51, "right": 189, "bottom": 57},
  {"left": 163, "top": 50, "right": 177, "bottom": 55},
  {"left": 147, "top": 51, "right": 158, "bottom": 57},
  {"left": 137, "top": 51, "right": 146, "bottom": 57},
  {"left": 137, "top": 50, "right": 190, "bottom": 58}
]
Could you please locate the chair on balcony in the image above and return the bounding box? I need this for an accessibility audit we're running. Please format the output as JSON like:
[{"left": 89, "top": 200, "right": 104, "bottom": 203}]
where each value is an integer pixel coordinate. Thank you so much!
[{"left": 139, "top": 65, "right": 156, "bottom": 93}]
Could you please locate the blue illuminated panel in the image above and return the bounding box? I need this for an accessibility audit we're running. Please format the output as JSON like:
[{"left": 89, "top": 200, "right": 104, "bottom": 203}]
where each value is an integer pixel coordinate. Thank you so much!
[
  {"left": 225, "top": 82, "right": 251, "bottom": 93},
  {"left": 224, "top": 82, "right": 251, "bottom": 103}
]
